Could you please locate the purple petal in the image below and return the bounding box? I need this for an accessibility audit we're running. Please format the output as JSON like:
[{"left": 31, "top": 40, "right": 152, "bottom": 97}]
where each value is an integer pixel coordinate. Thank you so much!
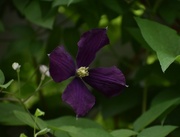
[
  {"left": 62, "top": 78, "right": 95, "bottom": 117},
  {"left": 49, "top": 46, "right": 76, "bottom": 83},
  {"left": 83, "top": 66, "right": 126, "bottom": 97},
  {"left": 76, "top": 28, "right": 109, "bottom": 67}
]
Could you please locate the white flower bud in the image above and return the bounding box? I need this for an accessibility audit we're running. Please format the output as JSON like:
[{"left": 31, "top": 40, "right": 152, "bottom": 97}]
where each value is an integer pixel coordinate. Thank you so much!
[
  {"left": 39, "top": 65, "right": 50, "bottom": 77},
  {"left": 12, "top": 62, "right": 21, "bottom": 70}
]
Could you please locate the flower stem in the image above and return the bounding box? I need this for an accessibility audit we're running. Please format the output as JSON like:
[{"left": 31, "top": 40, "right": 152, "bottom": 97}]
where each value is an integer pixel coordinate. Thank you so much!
[
  {"left": 17, "top": 69, "right": 21, "bottom": 97},
  {"left": 23, "top": 74, "right": 48, "bottom": 103}
]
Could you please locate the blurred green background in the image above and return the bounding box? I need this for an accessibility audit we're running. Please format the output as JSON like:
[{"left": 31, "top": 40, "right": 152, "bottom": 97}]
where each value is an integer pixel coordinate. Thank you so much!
[{"left": 0, "top": 0, "right": 180, "bottom": 137}]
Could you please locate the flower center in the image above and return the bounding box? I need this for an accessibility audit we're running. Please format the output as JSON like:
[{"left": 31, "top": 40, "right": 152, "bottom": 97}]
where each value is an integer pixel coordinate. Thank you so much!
[{"left": 76, "top": 67, "right": 89, "bottom": 78}]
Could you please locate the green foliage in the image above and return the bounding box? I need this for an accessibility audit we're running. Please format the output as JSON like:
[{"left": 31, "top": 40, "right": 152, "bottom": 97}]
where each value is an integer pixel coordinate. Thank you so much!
[
  {"left": 0, "top": 103, "right": 25, "bottom": 125},
  {"left": 138, "top": 125, "right": 177, "bottom": 137},
  {"left": 20, "top": 133, "right": 28, "bottom": 137},
  {"left": 13, "top": 110, "right": 47, "bottom": 129},
  {"left": 0, "top": 0, "right": 180, "bottom": 136},
  {"left": 134, "top": 98, "right": 180, "bottom": 131},
  {"left": 111, "top": 129, "right": 138, "bottom": 137},
  {"left": 53, "top": 0, "right": 82, "bottom": 6},
  {"left": 46, "top": 116, "right": 102, "bottom": 129},
  {"left": 135, "top": 18, "right": 180, "bottom": 72}
]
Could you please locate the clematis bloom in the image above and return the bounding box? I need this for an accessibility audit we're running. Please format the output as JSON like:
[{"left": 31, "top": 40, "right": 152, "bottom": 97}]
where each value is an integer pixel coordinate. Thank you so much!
[{"left": 49, "top": 28, "right": 127, "bottom": 117}]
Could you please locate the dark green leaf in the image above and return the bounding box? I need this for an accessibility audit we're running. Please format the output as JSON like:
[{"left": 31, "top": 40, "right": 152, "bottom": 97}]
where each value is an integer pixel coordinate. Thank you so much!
[
  {"left": 133, "top": 98, "right": 180, "bottom": 131},
  {"left": 111, "top": 129, "right": 138, "bottom": 137},
  {"left": 0, "top": 103, "right": 25, "bottom": 125},
  {"left": 135, "top": 18, "right": 180, "bottom": 72},
  {"left": 12, "top": 0, "right": 29, "bottom": 13},
  {"left": 53, "top": 0, "right": 82, "bottom": 6},
  {"left": 100, "top": 0, "right": 122, "bottom": 14},
  {"left": 24, "top": 1, "right": 55, "bottom": 29},
  {"left": 138, "top": 125, "right": 177, "bottom": 137},
  {"left": 101, "top": 89, "right": 141, "bottom": 118},
  {"left": 151, "top": 90, "right": 180, "bottom": 107}
]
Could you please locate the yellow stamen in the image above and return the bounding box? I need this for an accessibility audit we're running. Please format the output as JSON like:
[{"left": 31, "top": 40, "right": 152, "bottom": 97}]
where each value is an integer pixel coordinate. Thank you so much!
[{"left": 76, "top": 67, "right": 89, "bottom": 78}]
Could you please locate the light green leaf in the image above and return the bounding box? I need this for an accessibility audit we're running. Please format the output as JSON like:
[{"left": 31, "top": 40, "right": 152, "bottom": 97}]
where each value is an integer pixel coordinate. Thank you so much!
[
  {"left": 13, "top": 110, "right": 47, "bottom": 130},
  {"left": 20, "top": 133, "right": 28, "bottom": 137},
  {"left": 35, "top": 128, "right": 50, "bottom": 137},
  {"left": 133, "top": 98, "right": 180, "bottom": 131},
  {"left": 35, "top": 108, "right": 45, "bottom": 117},
  {"left": 111, "top": 129, "right": 138, "bottom": 137},
  {"left": 138, "top": 125, "right": 177, "bottom": 137},
  {"left": 53, "top": 0, "right": 82, "bottom": 7},
  {"left": 0, "top": 79, "right": 14, "bottom": 89},
  {"left": 135, "top": 18, "right": 180, "bottom": 72},
  {"left": 0, "top": 69, "right": 5, "bottom": 85}
]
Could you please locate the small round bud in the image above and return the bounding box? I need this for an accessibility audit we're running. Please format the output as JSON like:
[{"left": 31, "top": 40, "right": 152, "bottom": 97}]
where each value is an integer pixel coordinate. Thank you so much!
[
  {"left": 39, "top": 65, "right": 50, "bottom": 77},
  {"left": 12, "top": 62, "right": 21, "bottom": 71}
]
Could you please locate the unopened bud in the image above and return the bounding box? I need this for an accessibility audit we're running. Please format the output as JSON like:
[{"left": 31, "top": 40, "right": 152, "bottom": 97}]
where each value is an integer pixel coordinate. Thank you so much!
[
  {"left": 12, "top": 62, "right": 21, "bottom": 71},
  {"left": 39, "top": 65, "right": 50, "bottom": 77}
]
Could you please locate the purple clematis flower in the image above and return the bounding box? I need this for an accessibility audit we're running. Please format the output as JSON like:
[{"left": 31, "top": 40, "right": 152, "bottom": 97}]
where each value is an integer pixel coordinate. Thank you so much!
[{"left": 49, "top": 28, "right": 127, "bottom": 117}]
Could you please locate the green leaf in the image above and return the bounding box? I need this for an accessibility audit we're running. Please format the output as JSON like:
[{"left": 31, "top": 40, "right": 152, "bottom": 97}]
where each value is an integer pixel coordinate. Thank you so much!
[
  {"left": 20, "top": 133, "right": 28, "bottom": 137},
  {"left": 13, "top": 110, "right": 47, "bottom": 130},
  {"left": 58, "top": 126, "right": 82, "bottom": 133},
  {"left": 35, "top": 108, "right": 45, "bottom": 117},
  {"left": 46, "top": 116, "right": 102, "bottom": 129},
  {"left": 12, "top": 0, "right": 29, "bottom": 13},
  {"left": 100, "top": 0, "right": 122, "bottom": 14},
  {"left": 0, "top": 79, "right": 14, "bottom": 89},
  {"left": 111, "top": 129, "right": 138, "bottom": 137},
  {"left": 0, "top": 69, "right": 5, "bottom": 85},
  {"left": 24, "top": 1, "right": 55, "bottom": 29},
  {"left": 35, "top": 128, "right": 50, "bottom": 137},
  {"left": 135, "top": 18, "right": 180, "bottom": 72},
  {"left": 78, "top": 128, "right": 113, "bottom": 137},
  {"left": 0, "top": 103, "right": 25, "bottom": 125},
  {"left": 133, "top": 98, "right": 180, "bottom": 131},
  {"left": 13, "top": 0, "right": 55, "bottom": 29},
  {"left": 53, "top": 0, "right": 82, "bottom": 6},
  {"left": 151, "top": 90, "right": 180, "bottom": 107},
  {"left": 138, "top": 125, "right": 177, "bottom": 137}
]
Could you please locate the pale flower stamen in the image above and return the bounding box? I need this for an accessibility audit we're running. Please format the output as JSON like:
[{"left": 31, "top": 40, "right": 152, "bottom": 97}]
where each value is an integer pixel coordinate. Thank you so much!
[{"left": 76, "top": 67, "right": 89, "bottom": 78}]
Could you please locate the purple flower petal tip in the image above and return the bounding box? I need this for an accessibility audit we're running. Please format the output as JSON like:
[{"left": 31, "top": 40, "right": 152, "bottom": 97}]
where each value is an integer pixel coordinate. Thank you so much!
[
  {"left": 62, "top": 78, "right": 95, "bottom": 117},
  {"left": 76, "top": 28, "right": 110, "bottom": 67},
  {"left": 49, "top": 46, "right": 76, "bottom": 82},
  {"left": 84, "top": 66, "right": 126, "bottom": 97}
]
